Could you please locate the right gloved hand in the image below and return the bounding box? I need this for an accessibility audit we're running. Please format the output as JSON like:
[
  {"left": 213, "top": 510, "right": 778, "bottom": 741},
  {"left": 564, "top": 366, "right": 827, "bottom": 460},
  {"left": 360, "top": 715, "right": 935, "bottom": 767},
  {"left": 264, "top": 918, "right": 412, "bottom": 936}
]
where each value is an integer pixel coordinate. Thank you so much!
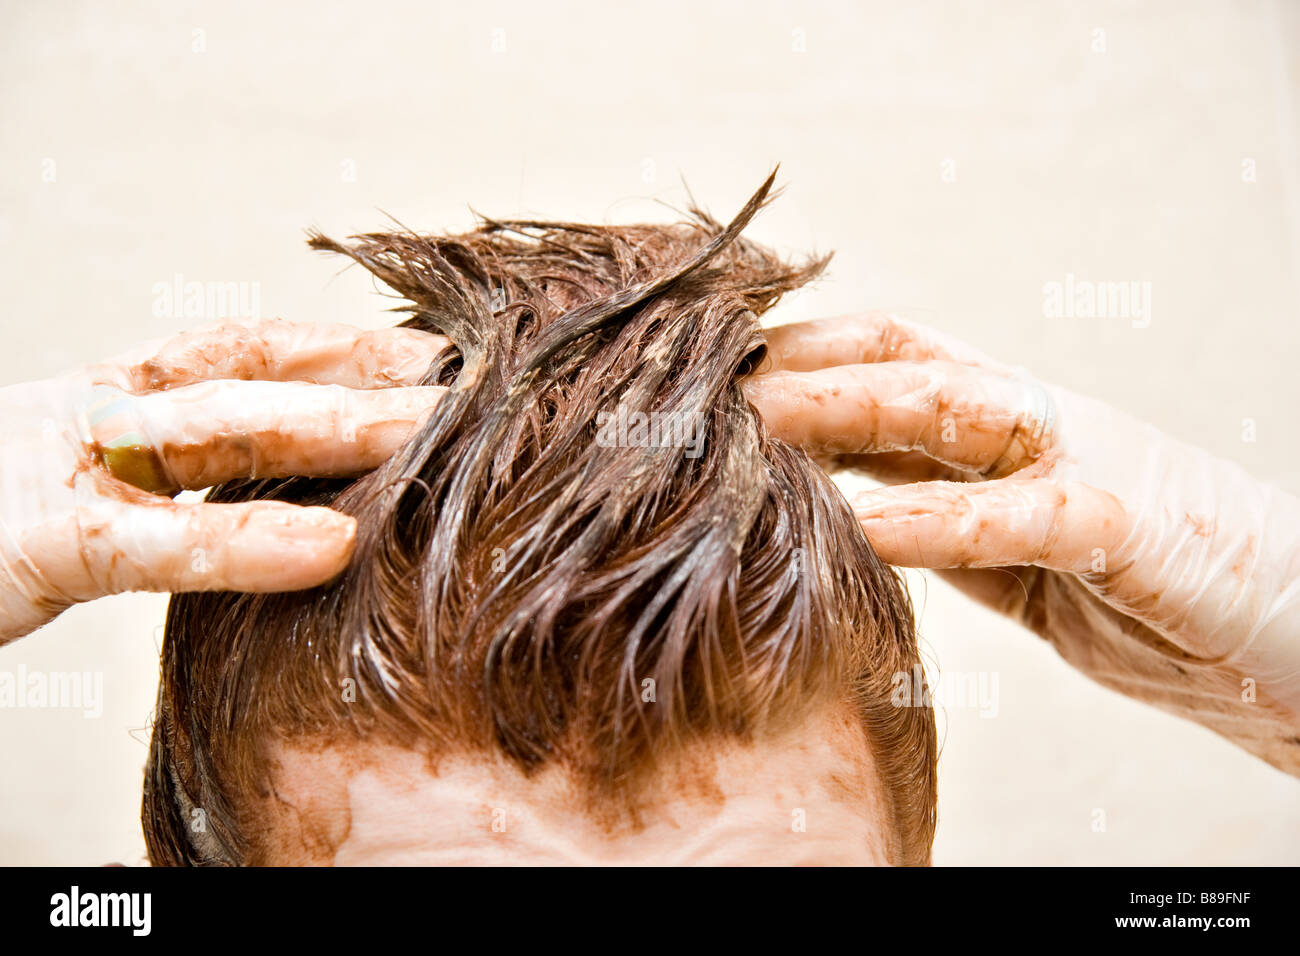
[{"left": 0, "top": 319, "right": 447, "bottom": 645}]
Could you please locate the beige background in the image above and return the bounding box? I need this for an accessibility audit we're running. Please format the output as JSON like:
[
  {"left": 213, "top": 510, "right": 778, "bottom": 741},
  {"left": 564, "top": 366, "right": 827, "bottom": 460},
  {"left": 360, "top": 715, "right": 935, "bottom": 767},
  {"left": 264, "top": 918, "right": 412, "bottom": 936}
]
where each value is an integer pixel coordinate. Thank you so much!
[{"left": 1, "top": 0, "right": 1297, "bottom": 865}]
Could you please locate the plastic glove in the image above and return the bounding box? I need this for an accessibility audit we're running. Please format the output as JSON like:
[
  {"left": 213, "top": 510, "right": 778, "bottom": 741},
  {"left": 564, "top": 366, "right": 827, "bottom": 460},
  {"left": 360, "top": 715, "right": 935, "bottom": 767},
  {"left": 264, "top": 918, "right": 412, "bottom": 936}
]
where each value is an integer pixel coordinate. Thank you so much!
[
  {"left": 0, "top": 319, "right": 447, "bottom": 644},
  {"left": 745, "top": 311, "right": 1300, "bottom": 775}
]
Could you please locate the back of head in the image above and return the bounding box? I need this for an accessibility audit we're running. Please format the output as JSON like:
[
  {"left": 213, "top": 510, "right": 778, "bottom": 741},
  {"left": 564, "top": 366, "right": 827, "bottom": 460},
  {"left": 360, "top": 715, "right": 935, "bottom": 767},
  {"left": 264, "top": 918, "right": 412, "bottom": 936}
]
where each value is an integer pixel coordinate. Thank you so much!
[{"left": 143, "top": 175, "right": 937, "bottom": 865}]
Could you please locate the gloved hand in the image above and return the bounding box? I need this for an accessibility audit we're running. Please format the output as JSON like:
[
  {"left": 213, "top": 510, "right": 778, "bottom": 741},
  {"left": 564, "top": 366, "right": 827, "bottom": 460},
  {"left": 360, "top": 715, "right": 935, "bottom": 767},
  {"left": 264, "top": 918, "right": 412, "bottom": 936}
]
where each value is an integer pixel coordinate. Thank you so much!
[
  {"left": 745, "top": 312, "right": 1300, "bottom": 775},
  {"left": 0, "top": 319, "right": 447, "bottom": 644}
]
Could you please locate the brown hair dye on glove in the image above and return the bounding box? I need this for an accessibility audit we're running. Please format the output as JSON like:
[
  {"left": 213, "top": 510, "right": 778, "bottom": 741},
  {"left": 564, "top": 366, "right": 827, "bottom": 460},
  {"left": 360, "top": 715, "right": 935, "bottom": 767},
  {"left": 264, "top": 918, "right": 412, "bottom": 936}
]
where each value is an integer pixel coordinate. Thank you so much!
[{"left": 143, "top": 173, "right": 937, "bottom": 865}]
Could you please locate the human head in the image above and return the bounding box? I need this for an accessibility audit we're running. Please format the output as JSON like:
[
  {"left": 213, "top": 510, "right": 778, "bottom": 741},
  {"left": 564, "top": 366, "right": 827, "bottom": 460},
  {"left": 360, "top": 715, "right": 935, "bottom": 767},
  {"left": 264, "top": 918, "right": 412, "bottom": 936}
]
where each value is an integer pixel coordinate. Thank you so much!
[{"left": 143, "top": 175, "right": 938, "bottom": 865}]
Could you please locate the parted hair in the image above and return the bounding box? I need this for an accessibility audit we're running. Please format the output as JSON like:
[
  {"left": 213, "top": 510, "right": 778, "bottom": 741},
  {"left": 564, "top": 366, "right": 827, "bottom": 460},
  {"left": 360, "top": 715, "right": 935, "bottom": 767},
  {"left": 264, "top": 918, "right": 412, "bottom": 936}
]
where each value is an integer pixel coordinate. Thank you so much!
[{"left": 143, "top": 174, "right": 938, "bottom": 865}]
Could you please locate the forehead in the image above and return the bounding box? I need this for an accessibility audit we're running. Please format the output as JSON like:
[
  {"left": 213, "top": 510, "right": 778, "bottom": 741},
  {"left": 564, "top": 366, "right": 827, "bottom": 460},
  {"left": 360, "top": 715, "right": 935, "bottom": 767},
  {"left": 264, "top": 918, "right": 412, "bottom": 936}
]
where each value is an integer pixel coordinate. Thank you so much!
[{"left": 255, "top": 707, "right": 892, "bottom": 865}]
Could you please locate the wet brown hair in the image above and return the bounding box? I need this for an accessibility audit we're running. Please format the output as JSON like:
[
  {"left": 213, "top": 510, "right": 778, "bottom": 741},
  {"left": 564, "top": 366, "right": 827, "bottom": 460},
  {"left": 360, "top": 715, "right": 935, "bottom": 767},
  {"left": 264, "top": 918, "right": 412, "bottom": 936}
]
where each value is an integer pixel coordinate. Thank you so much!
[{"left": 142, "top": 174, "right": 938, "bottom": 865}]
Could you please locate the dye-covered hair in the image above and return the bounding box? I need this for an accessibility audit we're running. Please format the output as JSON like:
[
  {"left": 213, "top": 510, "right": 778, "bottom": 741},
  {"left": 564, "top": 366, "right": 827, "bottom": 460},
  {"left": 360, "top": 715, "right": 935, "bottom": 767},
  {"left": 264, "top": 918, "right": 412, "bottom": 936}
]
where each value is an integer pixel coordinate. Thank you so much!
[{"left": 143, "top": 174, "right": 938, "bottom": 865}]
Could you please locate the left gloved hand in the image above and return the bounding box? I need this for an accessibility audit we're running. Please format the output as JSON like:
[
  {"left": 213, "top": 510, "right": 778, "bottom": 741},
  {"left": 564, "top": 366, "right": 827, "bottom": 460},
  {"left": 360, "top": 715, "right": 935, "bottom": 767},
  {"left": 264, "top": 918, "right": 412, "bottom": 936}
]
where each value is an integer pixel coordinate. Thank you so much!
[{"left": 745, "top": 311, "right": 1300, "bottom": 775}]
